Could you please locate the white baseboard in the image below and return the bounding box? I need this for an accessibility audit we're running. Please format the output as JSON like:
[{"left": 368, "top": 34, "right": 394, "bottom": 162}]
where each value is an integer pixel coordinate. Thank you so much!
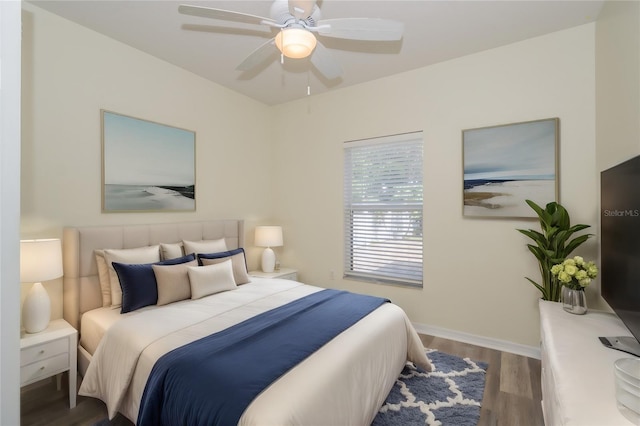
[{"left": 413, "top": 322, "right": 541, "bottom": 360}]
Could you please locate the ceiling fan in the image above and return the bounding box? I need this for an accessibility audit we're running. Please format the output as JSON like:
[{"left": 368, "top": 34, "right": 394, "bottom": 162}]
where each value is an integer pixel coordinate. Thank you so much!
[{"left": 178, "top": 0, "right": 404, "bottom": 81}]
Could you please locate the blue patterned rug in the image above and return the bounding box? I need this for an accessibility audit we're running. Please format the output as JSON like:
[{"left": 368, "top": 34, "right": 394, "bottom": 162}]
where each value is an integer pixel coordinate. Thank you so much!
[{"left": 373, "top": 349, "right": 489, "bottom": 426}]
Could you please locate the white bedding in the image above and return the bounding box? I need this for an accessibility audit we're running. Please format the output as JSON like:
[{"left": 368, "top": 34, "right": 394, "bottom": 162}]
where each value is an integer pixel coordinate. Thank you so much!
[
  {"left": 80, "top": 306, "right": 126, "bottom": 355},
  {"left": 79, "top": 278, "right": 431, "bottom": 425}
]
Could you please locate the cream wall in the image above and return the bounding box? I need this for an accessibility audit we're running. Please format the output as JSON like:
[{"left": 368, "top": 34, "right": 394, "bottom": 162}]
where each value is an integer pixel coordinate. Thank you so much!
[
  {"left": 595, "top": 0, "right": 640, "bottom": 170},
  {"left": 20, "top": 4, "right": 276, "bottom": 319},
  {"left": 272, "top": 24, "right": 598, "bottom": 348}
]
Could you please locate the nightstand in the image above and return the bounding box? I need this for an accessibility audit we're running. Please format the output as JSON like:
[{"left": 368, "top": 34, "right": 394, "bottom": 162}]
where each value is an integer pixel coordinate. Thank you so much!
[
  {"left": 20, "top": 319, "right": 78, "bottom": 408},
  {"left": 249, "top": 268, "right": 298, "bottom": 281}
]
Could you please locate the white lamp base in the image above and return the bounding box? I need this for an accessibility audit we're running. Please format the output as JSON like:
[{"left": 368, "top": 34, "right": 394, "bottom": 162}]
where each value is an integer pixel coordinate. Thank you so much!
[
  {"left": 23, "top": 282, "right": 51, "bottom": 333},
  {"left": 261, "top": 247, "right": 276, "bottom": 273}
]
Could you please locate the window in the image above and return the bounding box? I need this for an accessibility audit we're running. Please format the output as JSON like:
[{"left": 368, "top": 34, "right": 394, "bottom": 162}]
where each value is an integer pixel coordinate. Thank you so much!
[{"left": 343, "top": 132, "right": 423, "bottom": 287}]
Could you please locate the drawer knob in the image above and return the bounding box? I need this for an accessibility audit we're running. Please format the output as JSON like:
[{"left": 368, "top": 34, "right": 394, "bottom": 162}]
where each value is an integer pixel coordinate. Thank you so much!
[
  {"left": 39, "top": 366, "right": 45, "bottom": 371},
  {"left": 39, "top": 350, "right": 45, "bottom": 355}
]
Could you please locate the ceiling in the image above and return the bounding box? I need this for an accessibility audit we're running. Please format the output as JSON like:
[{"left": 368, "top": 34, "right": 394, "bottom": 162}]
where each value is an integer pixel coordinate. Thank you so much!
[{"left": 27, "top": 0, "right": 604, "bottom": 106}]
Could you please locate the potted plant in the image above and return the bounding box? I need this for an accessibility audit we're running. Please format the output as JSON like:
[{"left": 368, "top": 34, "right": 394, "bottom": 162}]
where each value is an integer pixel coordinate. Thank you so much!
[
  {"left": 517, "top": 200, "right": 593, "bottom": 301},
  {"left": 551, "top": 256, "right": 599, "bottom": 314}
]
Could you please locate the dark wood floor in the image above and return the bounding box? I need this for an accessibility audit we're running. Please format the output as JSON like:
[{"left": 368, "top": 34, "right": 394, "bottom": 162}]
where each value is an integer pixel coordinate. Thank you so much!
[{"left": 20, "top": 334, "right": 544, "bottom": 426}]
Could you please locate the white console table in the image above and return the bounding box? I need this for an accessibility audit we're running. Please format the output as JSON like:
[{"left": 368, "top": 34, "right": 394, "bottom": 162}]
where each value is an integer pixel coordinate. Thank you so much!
[{"left": 540, "top": 300, "right": 636, "bottom": 425}]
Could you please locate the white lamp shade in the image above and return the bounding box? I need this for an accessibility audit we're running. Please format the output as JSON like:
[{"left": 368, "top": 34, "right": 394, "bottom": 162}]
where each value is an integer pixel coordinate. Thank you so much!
[
  {"left": 255, "top": 226, "right": 283, "bottom": 248},
  {"left": 274, "top": 28, "right": 317, "bottom": 59},
  {"left": 20, "top": 239, "right": 63, "bottom": 283},
  {"left": 20, "top": 239, "right": 62, "bottom": 334}
]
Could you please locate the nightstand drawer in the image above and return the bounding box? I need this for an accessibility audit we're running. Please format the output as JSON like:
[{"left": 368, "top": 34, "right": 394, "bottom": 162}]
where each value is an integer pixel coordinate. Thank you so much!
[
  {"left": 20, "top": 352, "right": 69, "bottom": 385},
  {"left": 20, "top": 338, "right": 68, "bottom": 366}
]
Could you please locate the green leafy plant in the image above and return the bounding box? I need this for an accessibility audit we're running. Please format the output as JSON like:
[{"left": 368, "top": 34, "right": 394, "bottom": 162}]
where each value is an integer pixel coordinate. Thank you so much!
[{"left": 517, "top": 200, "right": 593, "bottom": 301}]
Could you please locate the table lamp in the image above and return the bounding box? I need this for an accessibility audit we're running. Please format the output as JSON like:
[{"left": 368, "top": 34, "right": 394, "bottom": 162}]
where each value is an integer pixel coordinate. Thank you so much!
[
  {"left": 20, "top": 238, "right": 63, "bottom": 333},
  {"left": 255, "top": 226, "right": 283, "bottom": 273}
]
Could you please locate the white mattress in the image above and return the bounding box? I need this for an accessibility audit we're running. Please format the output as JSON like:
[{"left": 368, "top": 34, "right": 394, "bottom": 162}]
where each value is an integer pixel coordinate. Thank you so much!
[
  {"left": 79, "top": 278, "right": 431, "bottom": 425},
  {"left": 80, "top": 306, "right": 126, "bottom": 355}
]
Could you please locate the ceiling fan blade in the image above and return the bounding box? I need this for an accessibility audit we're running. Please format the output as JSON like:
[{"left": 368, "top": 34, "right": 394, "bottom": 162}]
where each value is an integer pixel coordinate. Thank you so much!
[
  {"left": 316, "top": 18, "right": 404, "bottom": 41},
  {"left": 236, "top": 38, "right": 279, "bottom": 72},
  {"left": 310, "top": 42, "right": 342, "bottom": 80},
  {"left": 288, "top": 0, "right": 316, "bottom": 20},
  {"left": 178, "top": 4, "right": 275, "bottom": 27}
]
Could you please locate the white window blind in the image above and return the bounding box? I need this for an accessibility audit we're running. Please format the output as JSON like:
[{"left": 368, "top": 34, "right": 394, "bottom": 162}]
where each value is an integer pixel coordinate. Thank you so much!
[{"left": 343, "top": 132, "right": 423, "bottom": 287}]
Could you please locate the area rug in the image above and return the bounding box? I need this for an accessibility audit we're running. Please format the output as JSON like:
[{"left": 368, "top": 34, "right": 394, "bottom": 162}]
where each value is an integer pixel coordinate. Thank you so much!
[{"left": 373, "top": 349, "right": 489, "bottom": 426}]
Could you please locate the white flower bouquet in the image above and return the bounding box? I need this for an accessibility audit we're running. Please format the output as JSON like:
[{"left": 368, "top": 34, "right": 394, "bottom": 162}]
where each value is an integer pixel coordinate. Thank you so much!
[{"left": 551, "top": 256, "right": 599, "bottom": 290}]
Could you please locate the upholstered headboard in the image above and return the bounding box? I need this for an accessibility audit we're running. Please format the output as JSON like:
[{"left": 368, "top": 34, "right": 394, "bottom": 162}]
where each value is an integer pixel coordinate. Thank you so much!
[{"left": 62, "top": 220, "right": 244, "bottom": 329}]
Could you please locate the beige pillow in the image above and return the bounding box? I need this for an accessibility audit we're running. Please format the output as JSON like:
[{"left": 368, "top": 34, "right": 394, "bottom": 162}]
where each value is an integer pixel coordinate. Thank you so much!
[
  {"left": 160, "top": 243, "right": 184, "bottom": 260},
  {"left": 103, "top": 245, "right": 161, "bottom": 307},
  {"left": 94, "top": 250, "right": 112, "bottom": 307},
  {"left": 182, "top": 238, "right": 227, "bottom": 255},
  {"left": 153, "top": 260, "right": 198, "bottom": 305},
  {"left": 200, "top": 252, "right": 251, "bottom": 285},
  {"left": 187, "top": 260, "right": 236, "bottom": 299}
]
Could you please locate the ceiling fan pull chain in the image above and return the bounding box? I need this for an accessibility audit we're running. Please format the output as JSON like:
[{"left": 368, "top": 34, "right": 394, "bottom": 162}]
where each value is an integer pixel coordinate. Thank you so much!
[{"left": 307, "top": 71, "right": 311, "bottom": 96}]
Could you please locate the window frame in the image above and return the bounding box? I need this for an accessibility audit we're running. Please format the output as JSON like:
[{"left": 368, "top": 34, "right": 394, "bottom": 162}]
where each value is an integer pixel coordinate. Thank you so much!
[{"left": 343, "top": 132, "right": 424, "bottom": 288}]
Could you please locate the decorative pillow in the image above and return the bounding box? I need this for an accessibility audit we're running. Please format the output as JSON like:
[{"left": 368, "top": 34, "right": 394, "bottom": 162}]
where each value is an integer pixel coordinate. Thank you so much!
[
  {"left": 112, "top": 262, "right": 158, "bottom": 313},
  {"left": 198, "top": 248, "right": 251, "bottom": 285},
  {"left": 153, "top": 259, "right": 198, "bottom": 305},
  {"left": 112, "top": 254, "right": 196, "bottom": 313},
  {"left": 182, "top": 238, "right": 227, "bottom": 256},
  {"left": 160, "top": 242, "right": 184, "bottom": 261},
  {"left": 94, "top": 250, "right": 112, "bottom": 307},
  {"left": 187, "top": 260, "right": 237, "bottom": 299},
  {"left": 103, "top": 245, "right": 161, "bottom": 307}
]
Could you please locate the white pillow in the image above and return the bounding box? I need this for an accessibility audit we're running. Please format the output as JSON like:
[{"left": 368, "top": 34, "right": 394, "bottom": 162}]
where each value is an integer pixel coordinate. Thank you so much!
[
  {"left": 153, "top": 260, "right": 198, "bottom": 305},
  {"left": 187, "top": 260, "right": 236, "bottom": 299},
  {"left": 103, "top": 245, "right": 161, "bottom": 307},
  {"left": 160, "top": 242, "right": 184, "bottom": 260},
  {"left": 94, "top": 250, "right": 112, "bottom": 307},
  {"left": 182, "top": 238, "right": 227, "bottom": 255},
  {"left": 199, "top": 250, "right": 251, "bottom": 285}
]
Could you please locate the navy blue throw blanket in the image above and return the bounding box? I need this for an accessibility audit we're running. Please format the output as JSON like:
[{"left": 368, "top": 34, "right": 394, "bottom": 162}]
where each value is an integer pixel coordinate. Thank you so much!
[{"left": 137, "top": 289, "right": 389, "bottom": 426}]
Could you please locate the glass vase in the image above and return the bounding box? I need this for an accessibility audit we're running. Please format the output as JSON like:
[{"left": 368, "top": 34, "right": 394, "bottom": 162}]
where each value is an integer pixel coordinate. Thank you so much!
[{"left": 561, "top": 286, "right": 587, "bottom": 315}]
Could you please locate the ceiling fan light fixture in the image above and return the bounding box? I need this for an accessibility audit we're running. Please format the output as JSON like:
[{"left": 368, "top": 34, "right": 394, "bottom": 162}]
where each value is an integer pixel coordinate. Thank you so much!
[{"left": 275, "top": 28, "right": 317, "bottom": 59}]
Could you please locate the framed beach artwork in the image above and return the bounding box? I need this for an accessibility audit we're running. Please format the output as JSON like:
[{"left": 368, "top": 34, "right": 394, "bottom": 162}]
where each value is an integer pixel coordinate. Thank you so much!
[
  {"left": 102, "top": 110, "right": 196, "bottom": 212},
  {"left": 462, "top": 118, "right": 559, "bottom": 218}
]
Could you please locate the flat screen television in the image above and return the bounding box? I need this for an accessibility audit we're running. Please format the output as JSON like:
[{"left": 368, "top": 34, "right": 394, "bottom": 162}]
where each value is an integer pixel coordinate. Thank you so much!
[{"left": 600, "top": 154, "right": 640, "bottom": 357}]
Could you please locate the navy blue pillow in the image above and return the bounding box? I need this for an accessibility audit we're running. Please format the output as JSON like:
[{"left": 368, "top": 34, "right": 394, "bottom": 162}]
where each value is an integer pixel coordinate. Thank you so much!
[
  {"left": 197, "top": 248, "right": 246, "bottom": 266},
  {"left": 113, "top": 253, "right": 196, "bottom": 314},
  {"left": 159, "top": 253, "right": 196, "bottom": 265}
]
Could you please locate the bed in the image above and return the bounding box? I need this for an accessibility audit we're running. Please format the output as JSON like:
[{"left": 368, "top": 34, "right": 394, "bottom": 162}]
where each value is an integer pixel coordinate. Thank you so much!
[{"left": 62, "top": 220, "right": 431, "bottom": 425}]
